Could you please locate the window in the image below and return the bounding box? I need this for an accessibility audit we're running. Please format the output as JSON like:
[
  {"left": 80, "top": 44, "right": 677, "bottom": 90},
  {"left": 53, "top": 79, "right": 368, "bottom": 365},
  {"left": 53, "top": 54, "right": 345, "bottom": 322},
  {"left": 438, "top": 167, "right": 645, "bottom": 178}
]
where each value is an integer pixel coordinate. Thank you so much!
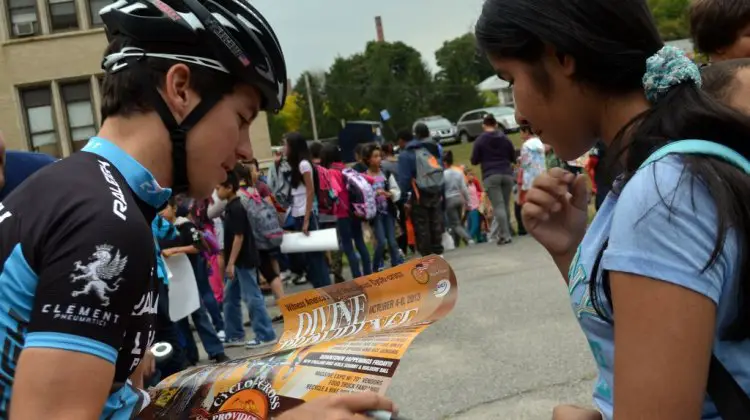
[
  {"left": 89, "top": 0, "right": 111, "bottom": 27},
  {"left": 21, "top": 87, "right": 60, "bottom": 158},
  {"left": 62, "top": 82, "right": 97, "bottom": 152},
  {"left": 8, "top": 0, "right": 39, "bottom": 37},
  {"left": 48, "top": 0, "right": 78, "bottom": 31}
]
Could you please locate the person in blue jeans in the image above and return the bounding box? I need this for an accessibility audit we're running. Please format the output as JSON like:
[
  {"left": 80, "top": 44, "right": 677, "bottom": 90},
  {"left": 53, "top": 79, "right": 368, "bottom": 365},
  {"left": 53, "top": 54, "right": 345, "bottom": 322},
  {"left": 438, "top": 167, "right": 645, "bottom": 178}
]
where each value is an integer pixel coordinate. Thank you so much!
[
  {"left": 187, "top": 202, "right": 226, "bottom": 336},
  {"left": 285, "top": 133, "right": 331, "bottom": 288},
  {"left": 216, "top": 170, "right": 277, "bottom": 349},
  {"left": 321, "top": 143, "right": 372, "bottom": 279},
  {"left": 158, "top": 199, "right": 229, "bottom": 363},
  {"left": 362, "top": 144, "right": 402, "bottom": 272}
]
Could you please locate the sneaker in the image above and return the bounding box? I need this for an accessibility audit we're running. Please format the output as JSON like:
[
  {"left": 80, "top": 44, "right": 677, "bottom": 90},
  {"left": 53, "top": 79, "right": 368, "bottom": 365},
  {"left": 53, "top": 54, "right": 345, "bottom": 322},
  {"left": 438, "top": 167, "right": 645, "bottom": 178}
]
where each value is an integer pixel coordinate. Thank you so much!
[
  {"left": 497, "top": 238, "right": 512, "bottom": 246},
  {"left": 292, "top": 275, "right": 307, "bottom": 285},
  {"left": 245, "top": 338, "right": 278, "bottom": 349},
  {"left": 224, "top": 338, "right": 245, "bottom": 348},
  {"left": 468, "top": 240, "right": 476, "bottom": 246},
  {"left": 217, "top": 330, "right": 226, "bottom": 342},
  {"left": 211, "top": 353, "right": 231, "bottom": 363},
  {"left": 272, "top": 314, "right": 284, "bottom": 323}
]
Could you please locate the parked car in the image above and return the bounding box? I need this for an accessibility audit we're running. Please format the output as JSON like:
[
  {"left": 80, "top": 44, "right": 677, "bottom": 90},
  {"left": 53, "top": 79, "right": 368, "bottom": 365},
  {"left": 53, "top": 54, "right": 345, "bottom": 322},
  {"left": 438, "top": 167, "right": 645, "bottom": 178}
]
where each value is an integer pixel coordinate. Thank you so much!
[
  {"left": 455, "top": 106, "right": 519, "bottom": 143},
  {"left": 413, "top": 116, "right": 458, "bottom": 145}
]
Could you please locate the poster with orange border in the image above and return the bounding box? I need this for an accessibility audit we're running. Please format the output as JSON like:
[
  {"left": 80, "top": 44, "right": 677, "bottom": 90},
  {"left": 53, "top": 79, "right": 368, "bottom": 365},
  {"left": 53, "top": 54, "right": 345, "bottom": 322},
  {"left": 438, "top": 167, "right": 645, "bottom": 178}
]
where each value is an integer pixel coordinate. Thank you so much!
[{"left": 142, "top": 255, "right": 457, "bottom": 419}]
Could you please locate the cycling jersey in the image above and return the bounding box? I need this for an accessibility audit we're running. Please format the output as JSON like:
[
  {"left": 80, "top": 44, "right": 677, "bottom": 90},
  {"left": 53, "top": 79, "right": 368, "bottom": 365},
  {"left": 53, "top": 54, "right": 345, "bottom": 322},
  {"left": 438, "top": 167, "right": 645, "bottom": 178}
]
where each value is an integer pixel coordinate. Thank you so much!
[{"left": 0, "top": 137, "right": 171, "bottom": 418}]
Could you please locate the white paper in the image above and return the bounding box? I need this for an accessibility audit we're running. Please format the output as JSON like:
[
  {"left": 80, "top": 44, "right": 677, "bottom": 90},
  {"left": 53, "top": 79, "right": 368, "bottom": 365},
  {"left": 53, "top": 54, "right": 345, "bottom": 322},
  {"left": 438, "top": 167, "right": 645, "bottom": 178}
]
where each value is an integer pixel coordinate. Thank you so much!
[
  {"left": 165, "top": 253, "right": 201, "bottom": 321},
  {"left": 280, "top": 228, "right": 340, "bottom": 253}
]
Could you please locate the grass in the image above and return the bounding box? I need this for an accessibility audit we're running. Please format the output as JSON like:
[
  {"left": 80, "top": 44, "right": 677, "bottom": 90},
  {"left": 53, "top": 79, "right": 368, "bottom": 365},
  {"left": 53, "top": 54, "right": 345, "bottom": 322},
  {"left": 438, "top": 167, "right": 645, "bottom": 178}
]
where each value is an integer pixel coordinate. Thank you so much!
[
  {"left": 445, "top": 132, "right": 523, "bottom": 178},
  {"left": 444, "top": 134, "right": 597, "bottom": 224}
]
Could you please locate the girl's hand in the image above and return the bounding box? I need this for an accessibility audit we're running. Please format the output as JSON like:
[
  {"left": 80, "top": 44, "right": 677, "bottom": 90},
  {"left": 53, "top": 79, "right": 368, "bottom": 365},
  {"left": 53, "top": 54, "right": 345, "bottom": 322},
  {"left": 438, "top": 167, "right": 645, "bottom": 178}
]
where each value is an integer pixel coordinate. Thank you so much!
[
  {"left": 522, "top": 168, "right": 589, "bottom": 257},
  {"left": 276, "top": 392, "right": 396, "bottom": 420},
  {"left": 302, "top": 220, "right": 310, "bottom": 236},
  {"left": 552, "top": 405, "right": 603, "bottom": 420}
]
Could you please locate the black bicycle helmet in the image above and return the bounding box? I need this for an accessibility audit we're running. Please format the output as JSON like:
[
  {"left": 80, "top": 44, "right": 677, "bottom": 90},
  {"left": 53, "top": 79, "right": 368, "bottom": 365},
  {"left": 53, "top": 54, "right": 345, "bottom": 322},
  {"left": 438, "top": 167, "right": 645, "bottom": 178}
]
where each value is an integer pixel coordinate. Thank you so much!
[{"left": 99, "top": 0, "right": 288, "bottom": 193}]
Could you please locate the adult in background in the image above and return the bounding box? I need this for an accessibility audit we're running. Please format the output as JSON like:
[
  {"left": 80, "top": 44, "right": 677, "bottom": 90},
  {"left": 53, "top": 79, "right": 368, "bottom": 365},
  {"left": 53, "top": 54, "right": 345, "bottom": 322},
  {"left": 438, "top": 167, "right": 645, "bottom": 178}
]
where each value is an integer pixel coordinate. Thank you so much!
[
  {"left": 397, "top": 123, "right": 445, "bottom": 257},
  {"left": 0, "top": 131, "right": 56, "bottom": 201},
  {"left": 470, "top": 114, "right": 516, "bottom": 245}
]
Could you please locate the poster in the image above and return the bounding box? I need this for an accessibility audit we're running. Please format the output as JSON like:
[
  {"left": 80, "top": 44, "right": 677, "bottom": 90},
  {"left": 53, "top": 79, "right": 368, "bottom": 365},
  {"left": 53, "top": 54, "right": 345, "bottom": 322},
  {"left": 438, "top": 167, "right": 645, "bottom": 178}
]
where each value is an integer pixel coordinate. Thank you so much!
[{"left": 142, "top": 255, "right": 457, "bottom": 419}]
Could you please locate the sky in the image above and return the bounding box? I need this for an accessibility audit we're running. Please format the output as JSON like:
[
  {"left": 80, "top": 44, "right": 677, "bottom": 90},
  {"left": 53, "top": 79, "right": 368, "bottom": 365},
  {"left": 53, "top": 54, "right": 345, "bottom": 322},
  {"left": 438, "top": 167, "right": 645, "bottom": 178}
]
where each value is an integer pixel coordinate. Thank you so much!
[{"left": 255, "top": 0, "right": 487, "bottom": 81}]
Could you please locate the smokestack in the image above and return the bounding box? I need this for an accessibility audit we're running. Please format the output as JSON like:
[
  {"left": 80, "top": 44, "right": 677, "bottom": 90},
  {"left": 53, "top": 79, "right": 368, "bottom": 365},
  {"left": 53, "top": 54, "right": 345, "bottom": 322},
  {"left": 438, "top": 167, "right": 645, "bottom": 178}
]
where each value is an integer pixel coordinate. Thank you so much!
[{"left": 375, "top": 16, "right": 384, "bottom": 42}]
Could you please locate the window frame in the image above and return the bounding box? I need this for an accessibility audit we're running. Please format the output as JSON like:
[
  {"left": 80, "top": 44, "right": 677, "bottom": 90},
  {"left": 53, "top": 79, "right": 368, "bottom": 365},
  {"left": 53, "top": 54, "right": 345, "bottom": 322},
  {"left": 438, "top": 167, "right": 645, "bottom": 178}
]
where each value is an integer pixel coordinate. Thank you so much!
[
  {"left": 7, "top": 0, "right": 40, "bottom": 38},
  {"left": 88, "top": 0, "right": 110, "bottom": 27},
  {"left": 60, "top": 81, "right": 98, "bottom": 153},
  {"left": 48, "top": 0, "right": 79, "bottom": 32},
  {"left": 19, "top": 85, "right": 60, "bottom": 157}
]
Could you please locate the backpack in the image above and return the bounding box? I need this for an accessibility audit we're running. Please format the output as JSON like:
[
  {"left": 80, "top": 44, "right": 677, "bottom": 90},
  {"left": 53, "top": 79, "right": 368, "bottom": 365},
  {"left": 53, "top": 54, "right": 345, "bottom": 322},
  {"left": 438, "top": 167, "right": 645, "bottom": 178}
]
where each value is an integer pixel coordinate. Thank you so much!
[
  {"left": 313, "top": 164, "right": 340, "bottom": 215},
  {"left": 342, "top": 167, "right": 377, "bottom": 220},
  {"left": 271, "top": 161, "right": 293, "bottom": 209},
  {"left": 414, "top": 146, "right": 444, "bottom": 195},
  {"left": 238, "top": 188, "right": 283, "bottom": 250},
  {"left": 589, "top": 140, "right": 750, "bottom": 420}
]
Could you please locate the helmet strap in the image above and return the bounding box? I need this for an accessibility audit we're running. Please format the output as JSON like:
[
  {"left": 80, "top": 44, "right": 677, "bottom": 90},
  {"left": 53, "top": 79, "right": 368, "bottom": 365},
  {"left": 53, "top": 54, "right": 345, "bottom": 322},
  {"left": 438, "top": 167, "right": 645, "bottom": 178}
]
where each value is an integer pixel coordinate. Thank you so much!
[{"left": 148, "top": 90, "right": 222, "bottom": 194}]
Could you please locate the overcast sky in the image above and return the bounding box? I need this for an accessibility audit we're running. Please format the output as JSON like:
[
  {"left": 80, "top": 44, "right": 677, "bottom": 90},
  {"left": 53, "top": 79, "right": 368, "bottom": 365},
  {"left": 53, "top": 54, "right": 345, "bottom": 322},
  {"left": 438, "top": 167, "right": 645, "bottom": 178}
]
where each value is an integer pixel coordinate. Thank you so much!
[{"left": 256, "top": 0, "right": 487, "bottom": 81}]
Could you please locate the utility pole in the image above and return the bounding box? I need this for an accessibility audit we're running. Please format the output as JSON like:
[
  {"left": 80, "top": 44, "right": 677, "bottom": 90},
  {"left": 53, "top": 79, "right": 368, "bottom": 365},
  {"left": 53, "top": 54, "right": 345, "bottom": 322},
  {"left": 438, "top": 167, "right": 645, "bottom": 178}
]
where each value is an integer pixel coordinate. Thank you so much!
[{"left": 304, "top": 72, "right": 319, "bottom": 140}]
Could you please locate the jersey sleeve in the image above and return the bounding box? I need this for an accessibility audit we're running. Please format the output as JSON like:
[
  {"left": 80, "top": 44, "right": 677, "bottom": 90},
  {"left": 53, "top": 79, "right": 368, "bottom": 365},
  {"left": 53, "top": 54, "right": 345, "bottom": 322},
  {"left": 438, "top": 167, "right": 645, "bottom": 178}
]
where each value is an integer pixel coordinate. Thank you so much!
[
  {"left": 601, "top": 156, "right": 740, "bottom": 304},
  {"left": 24, "top": 209, "right": 154, "bottom": 364}
]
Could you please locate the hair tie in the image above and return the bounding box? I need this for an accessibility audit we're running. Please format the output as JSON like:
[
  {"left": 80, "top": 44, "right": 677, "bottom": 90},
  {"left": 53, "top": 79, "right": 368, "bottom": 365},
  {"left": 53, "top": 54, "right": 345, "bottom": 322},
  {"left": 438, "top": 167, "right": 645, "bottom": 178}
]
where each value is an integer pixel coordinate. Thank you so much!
[{"left": 642, "top": 45, "right": 702, "bottom": 103}]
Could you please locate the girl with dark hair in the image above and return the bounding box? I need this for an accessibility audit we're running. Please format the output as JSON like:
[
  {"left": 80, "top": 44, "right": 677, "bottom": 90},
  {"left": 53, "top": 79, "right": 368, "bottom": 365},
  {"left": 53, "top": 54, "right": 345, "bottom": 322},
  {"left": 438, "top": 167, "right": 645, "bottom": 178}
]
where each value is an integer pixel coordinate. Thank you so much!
[
  {"left": 476, "top": 0, "right": 750, "bottom": 419},
  {"left": 321, "top": 143, "right": 372, "bottom": 279},
  {"left": 285, "top": 133, "right": 331, "bottom": 288},
  {"left": 362, "top": 143, "right": 402, "bottom": 272}
]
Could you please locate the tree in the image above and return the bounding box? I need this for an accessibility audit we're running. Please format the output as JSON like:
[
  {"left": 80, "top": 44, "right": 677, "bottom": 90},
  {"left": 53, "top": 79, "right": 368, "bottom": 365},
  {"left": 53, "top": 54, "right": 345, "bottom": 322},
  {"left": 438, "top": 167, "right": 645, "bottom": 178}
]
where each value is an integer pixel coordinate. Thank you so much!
[
  {"left": 431, "top": 33, "right": 490, "bottom": 122},
  {"left": 294, "top": 71, "right": 340, "bottom": 140},
  {"left": 268, "top": 92, "right": 304, "bottom": 145},
  {"left": 648, "top": 0, "right": 690, "bottom": 41},
  {"left": 324, "top": 41, "right": 434, "bottom": 135}
]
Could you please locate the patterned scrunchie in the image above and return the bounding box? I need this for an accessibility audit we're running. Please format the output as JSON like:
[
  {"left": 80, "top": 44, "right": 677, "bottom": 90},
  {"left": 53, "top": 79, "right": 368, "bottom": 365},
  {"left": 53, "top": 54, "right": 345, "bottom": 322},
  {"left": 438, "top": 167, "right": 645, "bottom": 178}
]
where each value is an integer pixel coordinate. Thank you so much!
[{"left": 642, "top": 45, "right": 702, "bottom": 103}]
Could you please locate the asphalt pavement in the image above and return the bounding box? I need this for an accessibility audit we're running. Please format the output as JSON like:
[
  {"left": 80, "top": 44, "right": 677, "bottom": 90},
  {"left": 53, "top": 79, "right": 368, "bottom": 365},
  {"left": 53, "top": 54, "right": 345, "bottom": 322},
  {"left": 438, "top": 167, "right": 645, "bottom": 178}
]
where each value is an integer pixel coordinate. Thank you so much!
[{"left": 206, "top": 236, "right": 598, "bottom": 419}]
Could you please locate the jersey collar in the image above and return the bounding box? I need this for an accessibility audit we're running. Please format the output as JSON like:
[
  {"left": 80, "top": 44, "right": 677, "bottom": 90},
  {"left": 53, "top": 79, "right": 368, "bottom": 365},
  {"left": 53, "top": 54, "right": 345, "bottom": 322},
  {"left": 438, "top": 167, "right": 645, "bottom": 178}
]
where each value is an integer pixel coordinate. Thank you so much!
[{"left": 82, "top": 137, "right": 172, "bottom": 208}]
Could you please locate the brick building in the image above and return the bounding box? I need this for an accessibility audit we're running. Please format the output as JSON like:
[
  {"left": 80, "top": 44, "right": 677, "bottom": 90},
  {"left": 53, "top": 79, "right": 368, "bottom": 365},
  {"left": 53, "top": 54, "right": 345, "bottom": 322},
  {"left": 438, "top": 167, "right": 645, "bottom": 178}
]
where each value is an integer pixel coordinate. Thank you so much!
[{"left": 0, "top": 0, "right": 273, "bottom": 160}]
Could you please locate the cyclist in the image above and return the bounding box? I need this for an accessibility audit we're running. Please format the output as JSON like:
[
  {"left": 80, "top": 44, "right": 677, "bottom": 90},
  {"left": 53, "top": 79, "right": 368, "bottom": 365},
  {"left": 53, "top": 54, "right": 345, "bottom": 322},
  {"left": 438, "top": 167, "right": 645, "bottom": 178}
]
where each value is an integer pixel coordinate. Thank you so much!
[{"left": 0, "top": 0, "right": 290, "bottom": 418}]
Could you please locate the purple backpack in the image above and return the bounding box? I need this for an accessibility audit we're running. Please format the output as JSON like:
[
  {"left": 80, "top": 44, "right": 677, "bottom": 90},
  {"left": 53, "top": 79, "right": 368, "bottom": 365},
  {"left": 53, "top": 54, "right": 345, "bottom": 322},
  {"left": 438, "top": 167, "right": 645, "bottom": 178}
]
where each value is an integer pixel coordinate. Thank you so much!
[{"left": 342, "top": 168, "right": 377, "bottom": 220}]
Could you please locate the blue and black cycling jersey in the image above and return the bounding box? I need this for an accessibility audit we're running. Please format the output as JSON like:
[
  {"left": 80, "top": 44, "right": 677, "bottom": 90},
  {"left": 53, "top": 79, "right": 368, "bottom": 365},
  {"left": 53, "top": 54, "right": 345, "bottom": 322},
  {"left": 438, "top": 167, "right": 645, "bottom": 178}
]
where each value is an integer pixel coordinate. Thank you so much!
[{"left": 0, "top": 137, "right": 171, "bottom": 419}]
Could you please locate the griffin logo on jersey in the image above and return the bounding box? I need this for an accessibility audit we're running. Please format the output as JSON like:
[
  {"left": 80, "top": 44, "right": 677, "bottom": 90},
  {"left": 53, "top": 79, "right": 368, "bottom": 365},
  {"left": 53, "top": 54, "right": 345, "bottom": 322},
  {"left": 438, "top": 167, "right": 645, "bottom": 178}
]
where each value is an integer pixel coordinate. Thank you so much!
[{"left": 70, "top": 244, "right": 128, "bottom": 307}]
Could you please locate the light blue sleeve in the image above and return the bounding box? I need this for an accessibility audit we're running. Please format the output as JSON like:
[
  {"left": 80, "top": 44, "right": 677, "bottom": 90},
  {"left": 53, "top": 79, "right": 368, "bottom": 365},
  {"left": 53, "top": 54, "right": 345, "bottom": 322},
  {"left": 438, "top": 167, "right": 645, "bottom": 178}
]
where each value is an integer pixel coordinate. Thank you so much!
[{"left": 601, "top": 156, "right": 738, "bottom": 304}]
